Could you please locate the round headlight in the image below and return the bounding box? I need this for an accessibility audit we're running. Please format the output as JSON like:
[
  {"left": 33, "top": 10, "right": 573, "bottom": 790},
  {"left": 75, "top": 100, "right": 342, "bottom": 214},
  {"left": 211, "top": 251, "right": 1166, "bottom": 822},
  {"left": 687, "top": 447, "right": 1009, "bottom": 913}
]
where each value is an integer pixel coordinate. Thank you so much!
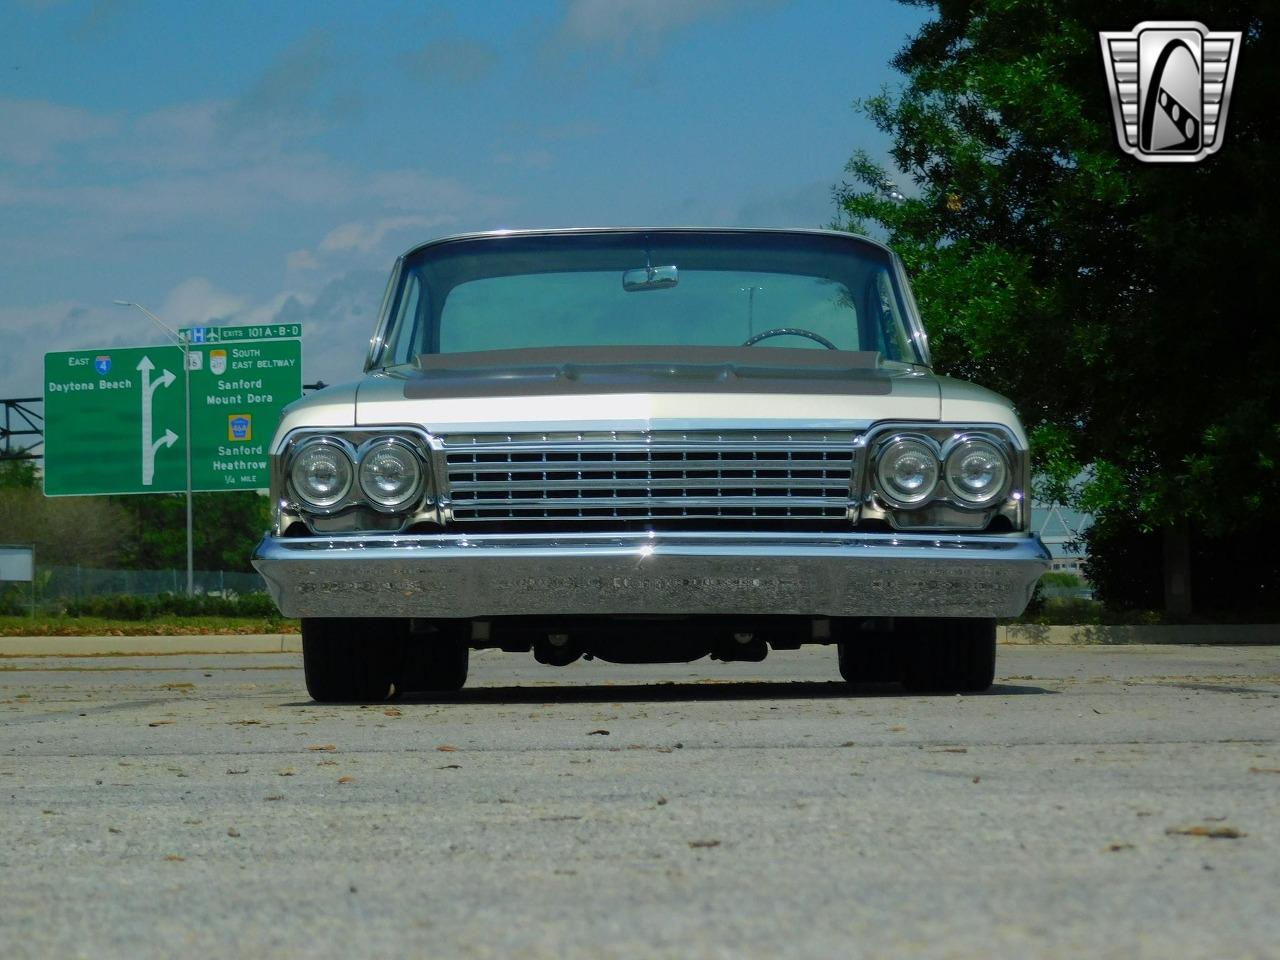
[
  {"left": 358, "top": 439, "right": 423, "bottom": 509},
  {"left": 944, "top": 438, "right": 1009, "bottom": 505},
  {"left": 290, "top": 440, "right": 353, "bottom": 509},
  {"left": 876, "top": 437, "right": 939, "bottom": 506}
]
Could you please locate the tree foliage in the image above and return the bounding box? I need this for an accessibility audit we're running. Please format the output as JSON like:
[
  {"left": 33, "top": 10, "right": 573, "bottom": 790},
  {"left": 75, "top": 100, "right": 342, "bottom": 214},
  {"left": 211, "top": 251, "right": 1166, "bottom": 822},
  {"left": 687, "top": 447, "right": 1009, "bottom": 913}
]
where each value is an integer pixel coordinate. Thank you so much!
[
  {"left": 838, "top": 1, "right": 1278, "bottom": 612},
  {"left": 113, "top": 491, "right": 271, "bottom": 573},
  {"left": 0, "top": 452, "right": 39, "bottom": 490},
  {"left": 0, "top": 489, "right": 131, "bottom": 568},
  {"left": 1, "top": 449, "right": 269, "bottom": 573}
]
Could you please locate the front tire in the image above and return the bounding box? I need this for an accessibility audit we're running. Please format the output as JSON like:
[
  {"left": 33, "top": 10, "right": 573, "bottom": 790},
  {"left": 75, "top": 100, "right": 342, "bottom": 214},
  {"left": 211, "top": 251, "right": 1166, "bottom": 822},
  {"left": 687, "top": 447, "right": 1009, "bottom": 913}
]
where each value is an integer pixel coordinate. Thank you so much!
[
  {"left": 836, "top": 626, "right": 900, "bottom": 685},
  {"left": 301, "top": 617, "right": 400, "bottom": 703},
  {"left": 899, "top": 618, "right": 997, "bottom": 693},
  {"left": 397, "top": 620, "right": 470, "bottom": 693}
]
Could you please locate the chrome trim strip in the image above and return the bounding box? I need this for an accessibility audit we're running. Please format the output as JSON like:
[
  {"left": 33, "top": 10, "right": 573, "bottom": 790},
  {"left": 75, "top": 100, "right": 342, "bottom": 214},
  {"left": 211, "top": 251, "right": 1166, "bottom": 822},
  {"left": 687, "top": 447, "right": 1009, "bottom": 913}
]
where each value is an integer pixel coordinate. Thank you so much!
[
  {"left": 892, "top": 252, "right": 932, "bottom": 368},
  {"left": 253, "top": 530, "right": 1050, "bottom": 620},
  {"left": 365, "top": 257, "right": 404, "bottom": 373}
]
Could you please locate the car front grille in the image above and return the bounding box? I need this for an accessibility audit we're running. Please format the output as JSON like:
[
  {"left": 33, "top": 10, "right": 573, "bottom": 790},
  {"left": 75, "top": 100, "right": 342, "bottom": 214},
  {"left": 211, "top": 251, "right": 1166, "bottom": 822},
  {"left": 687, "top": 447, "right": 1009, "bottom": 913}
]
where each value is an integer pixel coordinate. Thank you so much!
[{"left": 440, "top": 431, "right": 858, "bottom": 525}]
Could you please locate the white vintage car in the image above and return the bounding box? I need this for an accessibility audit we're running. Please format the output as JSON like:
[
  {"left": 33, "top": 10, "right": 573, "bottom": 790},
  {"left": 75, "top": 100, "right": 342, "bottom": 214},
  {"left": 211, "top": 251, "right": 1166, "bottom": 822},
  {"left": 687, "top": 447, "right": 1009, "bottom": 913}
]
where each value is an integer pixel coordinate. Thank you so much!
[{"left": 253, "top": 228, "right": 1049, "bottom": 702}]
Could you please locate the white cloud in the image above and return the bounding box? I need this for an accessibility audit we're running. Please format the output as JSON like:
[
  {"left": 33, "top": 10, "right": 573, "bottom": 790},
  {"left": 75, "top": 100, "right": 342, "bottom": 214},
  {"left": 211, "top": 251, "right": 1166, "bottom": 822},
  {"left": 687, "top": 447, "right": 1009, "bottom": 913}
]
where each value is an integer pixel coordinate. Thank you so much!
[
  {"left": 0, "top": 94, "right": 501, "bottom": 252},
  {"left": 553, "top": 0, "right": 776, "bottom": 55},
  {"left": 286, "top": 249, "right": 320, "bottom": 272},
  {"left": 0, "top": 299, "right": 173, "bottom": 399},
  {"left": 0, "top": 270, "right": 386, "bottom": 400},
  {"left": 319, "top": 215, "right": 452, "bottom": 255},
  {"left": 0, "top": 97, "right": 119, "bottom": 165},
  {"left": 156, "top": 277, "right": 245, "bottom": 329},
  {"left": 217, "top": 31, "right": 353, "bottom": 137},
  {"left": 401, "top": 37, "right": 498, "bottom": 87},
  {"left": 493, "top": 148, "right": 555, "bottom": 170}
]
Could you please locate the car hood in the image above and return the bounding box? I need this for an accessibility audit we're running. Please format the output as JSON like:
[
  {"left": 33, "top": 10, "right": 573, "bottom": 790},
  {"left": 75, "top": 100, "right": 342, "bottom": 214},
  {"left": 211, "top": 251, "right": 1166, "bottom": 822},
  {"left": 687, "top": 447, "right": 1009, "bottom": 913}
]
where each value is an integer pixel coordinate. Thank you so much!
[{"left": 352, "top": 346, "right": 942, "bottom": 433}]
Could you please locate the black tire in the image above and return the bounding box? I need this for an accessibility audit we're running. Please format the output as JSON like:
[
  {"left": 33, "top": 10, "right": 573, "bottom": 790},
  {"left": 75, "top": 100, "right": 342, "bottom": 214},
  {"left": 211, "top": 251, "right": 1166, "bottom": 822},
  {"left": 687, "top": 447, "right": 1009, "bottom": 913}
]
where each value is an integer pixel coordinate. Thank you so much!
[
  {"left": 836, "top": 633, "right": 901, "bottom": 685},
  {"left": 900, "top": 617, "right": 997, "bottom": 693},
  {"left": 301, "top": 617, "right": 401, "bottom": 703},
  {"left": 397, "top": 620, "right": 470, "bottom": 694}
]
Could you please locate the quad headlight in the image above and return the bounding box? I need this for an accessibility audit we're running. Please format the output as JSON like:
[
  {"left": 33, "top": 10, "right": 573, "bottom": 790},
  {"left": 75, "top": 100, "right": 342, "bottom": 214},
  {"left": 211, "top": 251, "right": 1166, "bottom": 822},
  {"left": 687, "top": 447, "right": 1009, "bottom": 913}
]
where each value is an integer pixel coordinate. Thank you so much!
[
  {"left": 943, "top": 437, "right": 1009, "bottom": 506},
  {"left": 875, "top": 437, "right": 940, "bottom": 506},
  {"left": 871, "top": 431, "right": 1013, "bottom": 513},
  {"left": 357, "top": 438, "right": 423, "bottom": 510},
  {"left": 286, "top": 433, "right": 430, "bottom": 514},
  {"left": 289, "top": 439, "right": 354, "bottom": 509}
]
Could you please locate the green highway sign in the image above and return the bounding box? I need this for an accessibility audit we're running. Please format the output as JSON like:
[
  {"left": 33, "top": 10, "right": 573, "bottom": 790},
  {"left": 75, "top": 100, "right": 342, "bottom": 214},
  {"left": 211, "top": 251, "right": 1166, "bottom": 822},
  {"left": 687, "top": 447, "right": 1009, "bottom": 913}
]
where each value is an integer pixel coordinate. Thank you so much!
[
  {"left": 44, "top": 328, "right": 302, "bottom": 497},
  {"left": 188, "top": 338, "right": 301, "bottom": 490},
  {"left": 178, "top": 323, "right": 302, "bottom": 344},
  {"left": 44, "top": 346, "right": 187, "bottom": 496}
]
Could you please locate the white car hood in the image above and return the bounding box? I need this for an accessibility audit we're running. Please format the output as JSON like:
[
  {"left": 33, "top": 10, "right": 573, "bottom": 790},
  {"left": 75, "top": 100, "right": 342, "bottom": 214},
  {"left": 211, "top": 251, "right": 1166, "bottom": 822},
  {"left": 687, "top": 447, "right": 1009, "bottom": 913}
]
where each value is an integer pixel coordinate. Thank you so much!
[{"left": 352, "top": 346, "right": 942, "bottom": 433}]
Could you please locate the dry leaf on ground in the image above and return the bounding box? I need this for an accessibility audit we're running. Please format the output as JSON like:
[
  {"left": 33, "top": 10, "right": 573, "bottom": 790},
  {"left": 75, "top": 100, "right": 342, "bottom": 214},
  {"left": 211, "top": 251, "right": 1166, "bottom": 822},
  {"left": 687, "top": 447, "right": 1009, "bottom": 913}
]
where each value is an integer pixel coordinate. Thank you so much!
[
  {"left": 307, "top": 744, "right": 337, "bottom": 752},
  {"left": 688, "top": 839, "right": 721, "bottom": 849},
  {"left": 1165, "top": 824, "right": 1245, "bottom": 839},
  {"left": 437, "top": 744, "right": 458, "bottom": 752},
  {"left": 337, "top": 775, "right": 356, "bottom": 784}
]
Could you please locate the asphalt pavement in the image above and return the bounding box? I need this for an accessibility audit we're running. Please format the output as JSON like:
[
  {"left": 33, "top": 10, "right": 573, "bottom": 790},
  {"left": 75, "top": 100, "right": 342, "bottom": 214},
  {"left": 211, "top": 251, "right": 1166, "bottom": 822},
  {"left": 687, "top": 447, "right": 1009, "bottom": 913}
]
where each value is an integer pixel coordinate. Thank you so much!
[{"left": 1, "top": 645, "right": 1277, "bottom": 959}]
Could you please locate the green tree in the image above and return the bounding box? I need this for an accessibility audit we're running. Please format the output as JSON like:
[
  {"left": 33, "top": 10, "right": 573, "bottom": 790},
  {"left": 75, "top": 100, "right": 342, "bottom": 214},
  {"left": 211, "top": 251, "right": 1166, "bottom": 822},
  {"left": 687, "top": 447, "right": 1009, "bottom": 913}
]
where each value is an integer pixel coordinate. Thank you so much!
[
  {"left": 3, "top": 449, "right": 134, "bottom": 573},
  {"left": 0, "top": 451, "right": 39, "bottom": 490},
  {"left": 838, "top": 1, "right": 1278, "bottom": 615},
  {"left": 114, "top": 491, "right": 271, "bottom": 573}
]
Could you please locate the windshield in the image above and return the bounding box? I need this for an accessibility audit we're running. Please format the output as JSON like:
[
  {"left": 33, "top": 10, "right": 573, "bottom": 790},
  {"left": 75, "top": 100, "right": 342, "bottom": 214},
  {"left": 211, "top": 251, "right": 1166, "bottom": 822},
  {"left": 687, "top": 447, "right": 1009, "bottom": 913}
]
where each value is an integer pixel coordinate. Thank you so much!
[{"left": 375, "top": 230, "right": 923, "bottom": 366}]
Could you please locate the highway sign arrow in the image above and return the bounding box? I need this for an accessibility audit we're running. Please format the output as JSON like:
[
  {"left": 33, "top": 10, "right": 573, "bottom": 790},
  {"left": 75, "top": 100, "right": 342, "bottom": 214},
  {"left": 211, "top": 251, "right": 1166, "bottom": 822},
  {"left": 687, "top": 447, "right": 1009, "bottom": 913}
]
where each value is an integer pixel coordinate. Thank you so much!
[{"left": 137, "top": 355, "right": 178, "bottom": 486}]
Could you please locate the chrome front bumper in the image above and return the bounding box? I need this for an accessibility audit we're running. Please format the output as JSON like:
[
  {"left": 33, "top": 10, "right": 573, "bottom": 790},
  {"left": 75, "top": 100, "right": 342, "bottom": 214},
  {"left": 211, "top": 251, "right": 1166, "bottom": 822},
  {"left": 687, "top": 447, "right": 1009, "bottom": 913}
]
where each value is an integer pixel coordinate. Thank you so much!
[{"left": 253, "top": 531, "right": 1050, "bottom": 620}]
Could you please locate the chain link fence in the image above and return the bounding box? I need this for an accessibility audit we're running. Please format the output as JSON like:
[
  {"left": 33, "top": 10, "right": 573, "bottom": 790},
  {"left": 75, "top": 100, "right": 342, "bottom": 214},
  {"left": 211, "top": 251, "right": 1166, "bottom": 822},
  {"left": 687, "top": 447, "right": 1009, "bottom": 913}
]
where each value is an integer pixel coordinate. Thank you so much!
[
  {"left": 39, "top": 566, "right": 267, "bottom": 600},
  {"left": 1, "top": 566, "right": 269, "bottom": 614}
]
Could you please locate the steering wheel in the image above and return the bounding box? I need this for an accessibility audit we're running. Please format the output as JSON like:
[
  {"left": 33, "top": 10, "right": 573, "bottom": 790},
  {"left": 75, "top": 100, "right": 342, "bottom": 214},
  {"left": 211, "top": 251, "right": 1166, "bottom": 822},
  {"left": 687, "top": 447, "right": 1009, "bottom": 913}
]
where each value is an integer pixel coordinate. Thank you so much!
[{"left": 742, "top": 327, "right": 839, "bottom": 350}]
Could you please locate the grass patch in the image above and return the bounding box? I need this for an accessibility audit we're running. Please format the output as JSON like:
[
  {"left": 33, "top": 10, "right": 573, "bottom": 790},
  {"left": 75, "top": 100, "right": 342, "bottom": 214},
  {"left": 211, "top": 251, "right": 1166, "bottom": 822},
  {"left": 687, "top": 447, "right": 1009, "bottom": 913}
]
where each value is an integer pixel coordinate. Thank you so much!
[{"left": 0, "top": 615, "right": 299, "bottom": 638}]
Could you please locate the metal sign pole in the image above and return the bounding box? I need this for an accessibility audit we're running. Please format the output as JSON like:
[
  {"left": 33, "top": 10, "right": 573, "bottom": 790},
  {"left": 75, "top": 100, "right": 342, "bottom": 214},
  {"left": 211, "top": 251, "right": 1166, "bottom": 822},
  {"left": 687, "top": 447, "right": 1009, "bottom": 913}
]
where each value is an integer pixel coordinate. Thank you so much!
[{"left": 183, "top": 333, "right": 193, "bottom": 597}]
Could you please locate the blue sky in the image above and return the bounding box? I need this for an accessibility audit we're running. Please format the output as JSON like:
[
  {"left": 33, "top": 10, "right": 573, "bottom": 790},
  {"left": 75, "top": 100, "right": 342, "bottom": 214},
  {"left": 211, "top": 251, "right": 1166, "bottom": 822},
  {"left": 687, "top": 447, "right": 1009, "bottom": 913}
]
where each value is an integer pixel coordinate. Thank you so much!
[{"left": 0, "top": 0, "right": 928, "bottom": 399}]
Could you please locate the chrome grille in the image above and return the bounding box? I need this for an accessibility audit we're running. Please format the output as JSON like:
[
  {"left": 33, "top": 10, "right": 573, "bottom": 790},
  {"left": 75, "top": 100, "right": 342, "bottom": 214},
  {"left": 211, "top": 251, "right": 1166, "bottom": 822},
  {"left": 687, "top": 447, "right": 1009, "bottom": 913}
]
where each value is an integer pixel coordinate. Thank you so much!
[{"left": 441, "top": 431, "right": 858, "bottom": 524}]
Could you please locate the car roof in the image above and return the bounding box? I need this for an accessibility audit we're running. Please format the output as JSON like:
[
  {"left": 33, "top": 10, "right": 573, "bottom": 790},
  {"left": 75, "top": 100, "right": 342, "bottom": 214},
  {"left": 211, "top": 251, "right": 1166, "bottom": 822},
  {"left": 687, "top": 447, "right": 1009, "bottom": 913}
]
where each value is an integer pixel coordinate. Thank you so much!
[{"left": 397, "top": 227, "right": 896, "bottom": 262}]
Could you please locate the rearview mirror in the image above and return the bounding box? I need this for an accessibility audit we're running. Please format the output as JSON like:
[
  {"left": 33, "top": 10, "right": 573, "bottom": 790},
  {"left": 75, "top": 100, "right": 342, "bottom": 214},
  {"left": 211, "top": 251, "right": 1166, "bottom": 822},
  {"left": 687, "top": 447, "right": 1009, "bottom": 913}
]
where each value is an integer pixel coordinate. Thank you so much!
[{"left": 622, "top": 264, "right": 678, "bottom": 292}]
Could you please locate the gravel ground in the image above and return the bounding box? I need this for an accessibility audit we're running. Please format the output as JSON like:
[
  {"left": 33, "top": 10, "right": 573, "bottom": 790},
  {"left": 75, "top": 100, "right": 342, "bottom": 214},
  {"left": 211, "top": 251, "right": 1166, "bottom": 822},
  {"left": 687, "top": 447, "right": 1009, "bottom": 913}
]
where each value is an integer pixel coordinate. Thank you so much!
[{"left": 1, "top": 644, "right": 1278, "bottom": 959}]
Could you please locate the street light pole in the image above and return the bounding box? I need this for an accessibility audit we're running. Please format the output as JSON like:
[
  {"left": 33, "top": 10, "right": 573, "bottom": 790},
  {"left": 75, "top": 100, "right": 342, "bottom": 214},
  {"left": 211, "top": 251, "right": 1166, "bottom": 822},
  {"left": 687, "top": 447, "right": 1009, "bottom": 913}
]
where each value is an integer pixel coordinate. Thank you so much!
[{"left": 114, "top": 300, "right": 194, "bottom": 597}]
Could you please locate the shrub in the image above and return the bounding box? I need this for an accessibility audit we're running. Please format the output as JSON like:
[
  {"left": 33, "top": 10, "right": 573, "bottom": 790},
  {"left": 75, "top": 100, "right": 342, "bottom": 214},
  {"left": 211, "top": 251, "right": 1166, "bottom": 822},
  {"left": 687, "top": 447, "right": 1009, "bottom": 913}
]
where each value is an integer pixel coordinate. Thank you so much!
[{"left": 63, "top": 592, "right": 279, "bottom": 620}]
